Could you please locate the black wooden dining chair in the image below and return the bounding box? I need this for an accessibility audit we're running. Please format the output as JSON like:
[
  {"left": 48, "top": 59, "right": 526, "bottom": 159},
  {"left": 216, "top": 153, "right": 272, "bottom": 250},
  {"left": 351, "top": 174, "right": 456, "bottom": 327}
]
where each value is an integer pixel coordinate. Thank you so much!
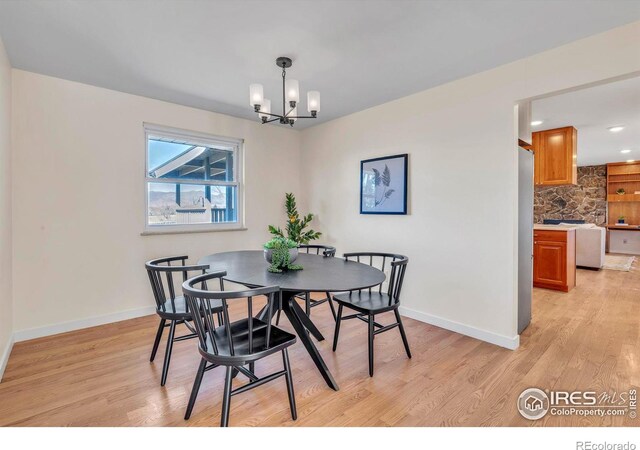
[
  {"left": 332, "top": 252, "right": 411, "bottom": 377},
  {"left": 293, "top": 244, "right": 337, "bottom": 321},
  {"left": 145, "top": 256, "right": 216, "bottom": 386},
  {"left": 183, "top": 272, "right": 297, "bottom": 427}
]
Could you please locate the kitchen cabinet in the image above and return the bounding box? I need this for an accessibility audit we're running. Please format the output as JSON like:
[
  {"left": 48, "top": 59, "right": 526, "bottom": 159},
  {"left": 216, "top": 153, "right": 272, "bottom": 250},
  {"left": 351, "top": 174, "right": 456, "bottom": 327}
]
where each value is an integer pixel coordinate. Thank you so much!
[
  {"left": 533, "top": 126, "right": 577, "bottom": 186},
  {"left": 533, "top": 227, "right": 576, "bottom": 292}
]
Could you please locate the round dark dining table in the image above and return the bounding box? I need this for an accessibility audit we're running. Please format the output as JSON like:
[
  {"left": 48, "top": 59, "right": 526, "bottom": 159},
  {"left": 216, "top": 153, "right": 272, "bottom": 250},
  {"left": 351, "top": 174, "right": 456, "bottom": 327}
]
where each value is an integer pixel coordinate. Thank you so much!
[{"left": 198, "top": 250, "right": 386, "bottom": 391}]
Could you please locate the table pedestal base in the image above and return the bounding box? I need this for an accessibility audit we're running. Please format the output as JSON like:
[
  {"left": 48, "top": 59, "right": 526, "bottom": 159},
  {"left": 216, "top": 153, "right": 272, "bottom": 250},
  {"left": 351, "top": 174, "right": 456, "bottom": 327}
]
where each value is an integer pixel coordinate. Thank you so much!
[{"left": 259, "top": 291, "right": 339, "bottom": 391}]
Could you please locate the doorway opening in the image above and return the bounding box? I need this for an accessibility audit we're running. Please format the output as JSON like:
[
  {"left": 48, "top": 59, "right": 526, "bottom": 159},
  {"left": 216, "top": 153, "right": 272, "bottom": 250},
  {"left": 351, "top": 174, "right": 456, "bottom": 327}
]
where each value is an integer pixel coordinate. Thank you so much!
[{"left": 517, "top": 73, "right": 640, "bottom": 335}]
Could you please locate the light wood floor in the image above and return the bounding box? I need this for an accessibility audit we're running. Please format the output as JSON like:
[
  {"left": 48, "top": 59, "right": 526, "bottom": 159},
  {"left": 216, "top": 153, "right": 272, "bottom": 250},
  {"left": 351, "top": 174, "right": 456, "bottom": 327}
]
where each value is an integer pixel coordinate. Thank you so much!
[{"left": 1, "top": 263, "right": 639, "bottom": 427}]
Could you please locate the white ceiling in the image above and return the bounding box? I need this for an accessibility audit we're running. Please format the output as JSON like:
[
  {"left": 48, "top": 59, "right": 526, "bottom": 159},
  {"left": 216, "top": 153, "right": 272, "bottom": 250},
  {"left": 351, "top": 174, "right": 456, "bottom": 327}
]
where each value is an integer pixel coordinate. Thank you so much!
[
  {"left": 532, "top": 76, "right": 640, "bottom": 167},
  {"left": 0, "top": 0, "right": 639, "bottom": 128}
]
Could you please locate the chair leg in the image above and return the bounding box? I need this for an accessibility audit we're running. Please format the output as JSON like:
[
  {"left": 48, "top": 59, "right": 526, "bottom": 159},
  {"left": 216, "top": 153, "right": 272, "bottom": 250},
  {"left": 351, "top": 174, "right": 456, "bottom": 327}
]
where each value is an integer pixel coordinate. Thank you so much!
[
  {"left": 275, "top": 295, "right": 282, "bottom": 325},
  {"left": 184, "top": 358, "right": 206, "bottom": 420},
  {"left": 326, "top": 292, "right": 337, "bottom": 321},
  {"left": 220, "top": 366, "right": 234, "bottom": 427},
  {"left": 249, "top": 362, "right": 255, "bottom": 374},
  {"left": 332, "top": 304, "right": 343, "bottom": 352},
  {"left": 282, "top": 348, "right": 297, "bottom": 420},
  {"left": 368, "top": 314, "right": 375, "bottom": 377},
  {"left": 305, "top": 292, "right": 311, "bottom": 317},
  {"left": 394, "top": 309, "right": 412, "bottom": 359},
  {"left": 160, "top": 320, "right": 176, "bottom": 386},
  {"left": 150, "top": 319, "right": 166, "bottom": 362}
]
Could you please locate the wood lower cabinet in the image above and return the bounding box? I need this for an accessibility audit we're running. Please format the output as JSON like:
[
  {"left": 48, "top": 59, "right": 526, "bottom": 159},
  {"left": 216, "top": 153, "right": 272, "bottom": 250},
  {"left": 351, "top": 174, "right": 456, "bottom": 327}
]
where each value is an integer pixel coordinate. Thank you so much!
[
  {"left": 533, "top": 126, "right": 577, "bottom": 186},
  {"left": 533, "top": 229, "right": 576, "bottom": 292}
]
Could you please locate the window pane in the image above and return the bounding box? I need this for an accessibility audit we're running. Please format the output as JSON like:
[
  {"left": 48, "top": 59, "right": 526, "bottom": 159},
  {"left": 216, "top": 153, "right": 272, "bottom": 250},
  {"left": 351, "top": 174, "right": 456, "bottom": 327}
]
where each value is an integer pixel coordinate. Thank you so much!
[
  {"left": 147, "top": 138, "right": 235, "bottom": 182},
  {"left": 148, "top": 182, "right": 238, "bottom": 226}
]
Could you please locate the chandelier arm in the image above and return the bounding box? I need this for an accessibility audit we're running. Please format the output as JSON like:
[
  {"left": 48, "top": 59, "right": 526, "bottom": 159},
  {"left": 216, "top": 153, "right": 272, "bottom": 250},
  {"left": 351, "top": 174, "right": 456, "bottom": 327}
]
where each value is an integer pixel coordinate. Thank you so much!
[{"left": 258, "top": 111, "right": 284, "bottom": 119}]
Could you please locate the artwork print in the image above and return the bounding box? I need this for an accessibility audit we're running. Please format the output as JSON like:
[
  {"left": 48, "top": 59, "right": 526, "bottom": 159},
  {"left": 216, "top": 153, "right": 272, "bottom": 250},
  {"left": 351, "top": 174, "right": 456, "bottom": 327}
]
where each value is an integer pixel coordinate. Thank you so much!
[{"left": 360, "top": 154, "right": 408, "bottom": 215}]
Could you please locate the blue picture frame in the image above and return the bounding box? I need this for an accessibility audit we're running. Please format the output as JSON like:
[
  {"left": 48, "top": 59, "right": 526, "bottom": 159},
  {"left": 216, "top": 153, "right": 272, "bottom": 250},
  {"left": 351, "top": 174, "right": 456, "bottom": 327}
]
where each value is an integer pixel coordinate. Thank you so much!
[{"left": 360, "top": 153, "right": 408, "bottom": 215}]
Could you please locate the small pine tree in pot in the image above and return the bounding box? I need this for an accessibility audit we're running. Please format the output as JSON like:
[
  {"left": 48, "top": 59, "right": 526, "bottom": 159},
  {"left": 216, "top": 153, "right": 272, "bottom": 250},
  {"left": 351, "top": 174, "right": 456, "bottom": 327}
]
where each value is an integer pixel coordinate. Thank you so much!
[
  {"left": 268, "top": 193, "right": 321, "bottom": 245},
  {"left": 264, "top": 193, "right": 321, "bottom": 272}
]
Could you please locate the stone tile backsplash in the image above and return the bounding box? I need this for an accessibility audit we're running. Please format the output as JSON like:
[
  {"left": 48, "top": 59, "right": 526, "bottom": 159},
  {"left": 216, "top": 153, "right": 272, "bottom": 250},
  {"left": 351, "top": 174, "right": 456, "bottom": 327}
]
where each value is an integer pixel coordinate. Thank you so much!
[{"left": 534, "top": 165, "right": 607, "bottom": 225}]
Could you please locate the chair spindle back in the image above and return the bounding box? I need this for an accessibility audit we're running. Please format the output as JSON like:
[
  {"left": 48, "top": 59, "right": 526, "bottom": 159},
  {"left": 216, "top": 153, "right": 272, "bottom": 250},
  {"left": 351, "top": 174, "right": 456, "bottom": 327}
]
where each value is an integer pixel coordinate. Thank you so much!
[
  {"left": 343, "top": 252, "right": 408, "bottom": 304},
  {"left": 145, "top": 256, "right": 210, "bottom": 314},
  {"left": 183, "top": 272, "right": 280, "bottom": 358},
  {"left": 298, "top": 244, "right": 336, "bottom": 257}
]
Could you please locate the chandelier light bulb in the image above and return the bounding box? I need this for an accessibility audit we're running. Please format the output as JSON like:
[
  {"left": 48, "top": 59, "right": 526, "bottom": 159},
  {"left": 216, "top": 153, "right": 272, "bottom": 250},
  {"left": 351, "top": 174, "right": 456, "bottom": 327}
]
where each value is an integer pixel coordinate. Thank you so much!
[
  {"left": 307, "top": 91, "right": 321, "bottom": 113},
  {"left": 249, "top": 83, "right": 264, "bottom": 108},
  {"left": 285, "top": 79, "right": 299, "bottom": 104},
  {"left": 258, "top": 99, "right": 271, "bottom": 120}
]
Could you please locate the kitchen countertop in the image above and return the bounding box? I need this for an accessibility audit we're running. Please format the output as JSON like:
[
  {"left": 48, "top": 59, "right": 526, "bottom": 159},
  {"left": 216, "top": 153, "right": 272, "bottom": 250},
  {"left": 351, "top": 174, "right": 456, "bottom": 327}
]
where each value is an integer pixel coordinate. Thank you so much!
[{"left": 533, "top": 224, "right": 578, "bottom": 231}]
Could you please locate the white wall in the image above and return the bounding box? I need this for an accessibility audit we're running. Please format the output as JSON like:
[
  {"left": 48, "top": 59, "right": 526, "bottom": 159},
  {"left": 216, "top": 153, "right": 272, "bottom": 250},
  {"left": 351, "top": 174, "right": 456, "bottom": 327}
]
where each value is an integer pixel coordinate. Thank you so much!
[
  {"left": 300, "top": 22, "right": 640, "bottom": 349},
  {"left": 11, "top": 70, "right": 302, "bottom": 338},
  {"left": 0, "top": 36, "right": 13, "bottom": 379}
]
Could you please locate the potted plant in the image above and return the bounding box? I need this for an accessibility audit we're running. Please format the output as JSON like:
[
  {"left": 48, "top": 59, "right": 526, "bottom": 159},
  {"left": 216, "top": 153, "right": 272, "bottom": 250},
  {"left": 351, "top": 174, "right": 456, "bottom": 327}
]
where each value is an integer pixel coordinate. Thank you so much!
[
  {"left": 618, "top": 216, "right": 626, "bottom": 224},
  {"left": 268, "top": 193, "right": 321, "bottom": 245},
  {"left": 617, "top": 188, "right": 626, "bottom": 195},
  {"left": 263, "top": 237, "right": 303, "bottom": 273}
]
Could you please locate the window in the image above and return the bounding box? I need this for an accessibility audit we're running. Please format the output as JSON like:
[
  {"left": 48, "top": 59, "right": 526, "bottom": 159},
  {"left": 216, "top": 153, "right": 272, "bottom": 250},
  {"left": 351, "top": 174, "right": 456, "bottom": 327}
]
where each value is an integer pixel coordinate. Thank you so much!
[{"left": 144, "top": 124, "right": 243, "bottom": 232}]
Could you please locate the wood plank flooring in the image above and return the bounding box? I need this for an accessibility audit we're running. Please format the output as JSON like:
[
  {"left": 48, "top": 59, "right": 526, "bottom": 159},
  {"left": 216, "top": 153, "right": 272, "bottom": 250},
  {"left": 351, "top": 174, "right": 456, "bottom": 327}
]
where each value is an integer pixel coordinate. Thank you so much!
[{"left": 1, "top": 263, "right": 639, "bottom": 426}]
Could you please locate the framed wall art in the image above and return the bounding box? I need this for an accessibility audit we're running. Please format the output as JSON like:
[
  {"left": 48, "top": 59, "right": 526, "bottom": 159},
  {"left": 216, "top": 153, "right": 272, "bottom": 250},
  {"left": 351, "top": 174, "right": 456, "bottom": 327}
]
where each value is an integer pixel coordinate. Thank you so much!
[{"left": 360, "top": 153, "right": 408, "bottom": 215}]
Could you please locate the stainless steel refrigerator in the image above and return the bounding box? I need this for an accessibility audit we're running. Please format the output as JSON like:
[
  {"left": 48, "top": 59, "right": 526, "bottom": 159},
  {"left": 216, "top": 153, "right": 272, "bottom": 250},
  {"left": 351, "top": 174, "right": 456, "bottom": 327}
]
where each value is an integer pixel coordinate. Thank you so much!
[{"left": 518, "top": 147, "right": 534, "bottom": 334}]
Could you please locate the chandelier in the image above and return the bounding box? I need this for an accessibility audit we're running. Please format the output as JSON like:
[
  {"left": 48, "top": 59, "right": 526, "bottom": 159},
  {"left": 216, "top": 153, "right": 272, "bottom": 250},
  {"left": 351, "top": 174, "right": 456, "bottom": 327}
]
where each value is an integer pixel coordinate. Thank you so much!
[{"left": 249, "top": 57, "right": 320, "bottom": 126}]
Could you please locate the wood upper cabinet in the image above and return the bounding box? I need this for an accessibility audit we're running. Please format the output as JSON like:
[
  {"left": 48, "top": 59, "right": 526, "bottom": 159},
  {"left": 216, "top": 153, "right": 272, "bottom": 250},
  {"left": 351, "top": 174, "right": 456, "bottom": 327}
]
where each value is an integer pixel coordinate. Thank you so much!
[
  {"left": 533, "top": 229, "right": 576, "bottom": 292},
  {"left": 533, "top": 126, "right": 577, "bottom": 186}
]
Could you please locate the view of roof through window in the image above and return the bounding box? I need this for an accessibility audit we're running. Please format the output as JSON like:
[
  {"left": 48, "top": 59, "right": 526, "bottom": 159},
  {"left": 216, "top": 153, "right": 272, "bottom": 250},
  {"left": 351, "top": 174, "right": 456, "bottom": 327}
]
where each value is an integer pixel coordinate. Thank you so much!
[{"left": 146, "top": 137, "right": 238, "bottom": 227}]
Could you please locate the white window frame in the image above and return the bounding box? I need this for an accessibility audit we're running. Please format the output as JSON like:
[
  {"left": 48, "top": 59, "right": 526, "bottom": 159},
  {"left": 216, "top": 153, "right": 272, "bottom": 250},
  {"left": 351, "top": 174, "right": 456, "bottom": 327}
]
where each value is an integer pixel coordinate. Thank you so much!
[{"left": 143, "top": 123, "right": 245, "bottom": 234}]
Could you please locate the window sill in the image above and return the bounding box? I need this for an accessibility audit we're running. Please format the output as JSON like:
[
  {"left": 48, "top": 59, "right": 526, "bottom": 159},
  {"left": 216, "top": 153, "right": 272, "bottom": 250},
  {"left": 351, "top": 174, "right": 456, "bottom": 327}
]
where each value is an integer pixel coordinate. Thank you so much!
[{"left": 141, "top": 227, "right": 248, "bottom": 236}]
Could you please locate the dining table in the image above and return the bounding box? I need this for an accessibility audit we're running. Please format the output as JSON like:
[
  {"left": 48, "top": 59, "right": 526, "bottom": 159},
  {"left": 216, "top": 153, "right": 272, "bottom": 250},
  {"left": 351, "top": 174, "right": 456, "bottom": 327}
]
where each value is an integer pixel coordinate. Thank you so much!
[{"left": 198, "top": 250, "right": 386, "bottom": 391}]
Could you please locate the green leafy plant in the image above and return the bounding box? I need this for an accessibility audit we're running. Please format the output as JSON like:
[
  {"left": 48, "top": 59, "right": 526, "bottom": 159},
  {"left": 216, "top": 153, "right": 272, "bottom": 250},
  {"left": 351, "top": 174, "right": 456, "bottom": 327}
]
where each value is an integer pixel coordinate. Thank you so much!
[
  {"left": 264, "top": 237, "right": 298, "bottom": 249},
  {"left": 264, "top": 237, "right": 303, "bottom": 273},
  {"left": 268, "top": 193, "right": 321, "bottom": 245}
]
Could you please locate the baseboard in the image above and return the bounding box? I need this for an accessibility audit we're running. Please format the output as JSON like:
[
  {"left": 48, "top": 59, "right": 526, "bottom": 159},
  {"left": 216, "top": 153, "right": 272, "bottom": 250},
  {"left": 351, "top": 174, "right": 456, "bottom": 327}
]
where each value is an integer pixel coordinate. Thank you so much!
[
  {"left": 13, "top": 305, "right": 156, "bottom": 342},
  {"left": 399, "top": 306, "right": 520, "bottom": 350},
  {"left": 0, "top": 334, "right": 15, "bottom": 382},
  {"left": 10, "top": 303, "right": 520, "bottom": 350}
]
